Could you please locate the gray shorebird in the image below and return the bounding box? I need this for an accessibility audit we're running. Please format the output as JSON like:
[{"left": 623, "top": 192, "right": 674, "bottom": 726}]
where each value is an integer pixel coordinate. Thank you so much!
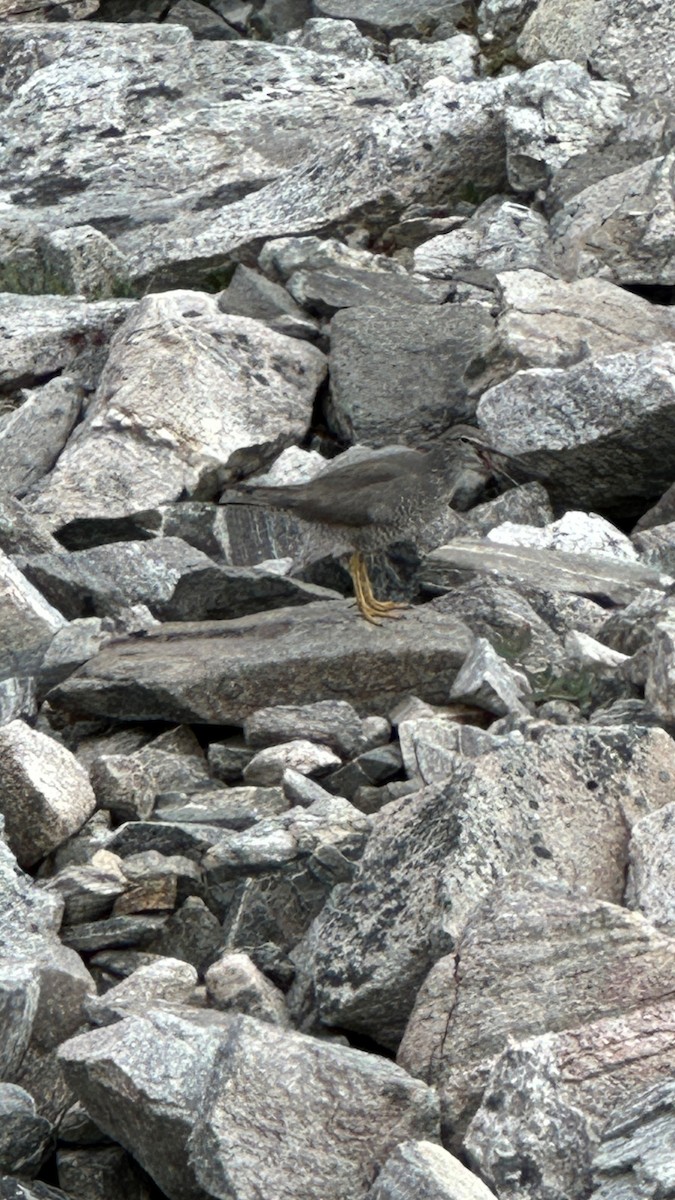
[{"left": 222, "top": 425, "right": 500, "bottom": 623}]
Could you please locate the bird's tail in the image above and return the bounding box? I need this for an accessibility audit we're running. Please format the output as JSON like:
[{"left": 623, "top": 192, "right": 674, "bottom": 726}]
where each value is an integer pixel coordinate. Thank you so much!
[{"left": 219, "top": 484, "right": 302, "bottom": 511}]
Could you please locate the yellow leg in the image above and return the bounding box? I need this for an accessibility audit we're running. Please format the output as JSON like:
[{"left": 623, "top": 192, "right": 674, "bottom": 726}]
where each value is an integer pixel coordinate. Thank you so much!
[{"left": 348, "top": 553, "right": 408, "bottom": 623}]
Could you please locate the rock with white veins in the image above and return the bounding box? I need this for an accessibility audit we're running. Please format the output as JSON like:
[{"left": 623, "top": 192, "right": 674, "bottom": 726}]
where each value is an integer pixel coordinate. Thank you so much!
[
  {"left": 0, "top": 719, "right": 96, "bottom": 868},
  {"left": 25, "top": 291, "right": 326, "bottom": 532}
]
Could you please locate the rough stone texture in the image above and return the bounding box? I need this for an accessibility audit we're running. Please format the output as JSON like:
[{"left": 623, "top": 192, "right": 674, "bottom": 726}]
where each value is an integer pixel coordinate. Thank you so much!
[
  {"left": 190, "top": 1014, "right": 441, "bottom": 1200},
  {"left": 0, "top": 1084, "right": 53, "bottom": 1178},
  {"left": 0, "top": 720, "right": 96, "bottom": 868},
  {"left": 289, "top": 725, "right": 675, "bottom": 1048},
  {"left": 47, "top": 603, "right": 476, "bottom": 724},
  {"left": 488, "top": 511, "right": 638, "bottom": 561},
  {"left": 644, "top": 622, "right": 675, "bottom": 722},
  {"left": 366, "top": 1140, "right": 498, "bottom": 1200},
  {"left": 625, "top": 802, "right": 675, "bottom": 934},
  {"left": 243, "top": 739, "right": 341, "bottom": 786},
  {"left": 478, "top": 344, "right": 675, "bottom": 510},
  {"left": 551, "top": 152, "right": 675, "bottom": 286},
  {"left": 0, "top": 550, "right": 66, "bottom": 679},
  {"left": 25, "top": 292, "right": 326, "bottom": 531},
  {"left": 56, "top": 1145, "right": 148, "bottom": 1200},
  {"left": 589, "top": 1081, "right": 675, "bottom": 1200},
  {"left": 519, "top": 0, "right": 675, "bottom": 101},
  {"left": 413, "top": 197, "right": 554, "bottom": 289},
  {"left": 397, "top": 877, "right": 675, "bottom": 1144},
  {"left": 310, "top": 0, "right": 467, "bottom": 41},
  {"left": 490, "top": 270, "right": 675, "bottom": 373},
  {"left": 504, "top": 61, "right": 628, "bottom": 194},
  {"left": 84, "top": 958, "right": 198, "bottom": 1026},
  {"left": 244, "top": 700, "right": 368, "bottom": 758},
  {"left": 0, "top": 377, "right": 82, "bottom": 499},
  {"left": 204, "top": 952, "right": 289, "bottom": 1026},
  {"left": 326, "top": 299, "right": 496, "bottom": 447},
  {"left": 448, "top": 637, "right": 533, "bottom": 717},
  {"left": 464, "top": 1001, "right": 675, "bottom": 1200},
  {"left": 0, "top": 294, "right": 133, "bottom": 392},
  {"left": 58, "top": 1008, "right": 234, "bottom": 1200}
]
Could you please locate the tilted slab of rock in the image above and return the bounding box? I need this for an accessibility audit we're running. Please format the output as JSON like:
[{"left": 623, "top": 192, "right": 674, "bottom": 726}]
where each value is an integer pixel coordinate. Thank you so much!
[
  {"left": 518, "top": 0, "right": 674, "bottom": 101},
  {"left": 289, "top": 724, "right": 675, "bottom": 1048},
  {"left": 422, "top": 540, "right": 673, "bottom": 605},
  {"left": 490, "top": 270, "right": 675, "bottom": 372},
  {"left": 0, "top": 294, "right": 133, "bottom": 394},
  {"left": 551, "top": 152, "right": 675, "bottom": 285},
  {"left": 311, "top": 0, "right": 467, "bottom": 40},
  {"left": 413, "top": 197, "right": 554, "bottom": 288},
  {"left": 59, "top": 1008, "right": 440, "bottom": 1200},
  {"left": 464, "top": 999, "right": 675, "bottom": 1200},
  {"left": 0, "top": 549, "right": 66, "bottom": 679},
  {"left": 0, "top": 720, "right": 96, "bottom": 868},
  {"left": 25, "top": 291, "right": 326, "bottom": 530},
  {"left": 589, "top": 1081, "right": 675, "bottom": 1200},
  {"left": 47, "top": 602, "right": 476, "bottom": 724},
  {"left": 121, "top": 75, "right": 508, "bottom": 285},
  {"left": 0, "top": 22, "right": 405, "bottom": 281},
  {"left": 190, "top": 1014, "right": 441, "bottom": 1200},
  {"left": 0, "top": 376, "right": 82, "bottom": 499},
  {"left": 16, "top": 537, "right": 338, "bottom": 622},
  {"left": 397, "top": 877, "right": 675, "bottom": 1144}
]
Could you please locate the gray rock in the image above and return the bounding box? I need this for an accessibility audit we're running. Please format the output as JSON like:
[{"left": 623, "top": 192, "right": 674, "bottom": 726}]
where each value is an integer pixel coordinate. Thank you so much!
[
  {"left": 0, "top": 1084, "right": 53, "bottom": 1178},
  {"left": 323, "top": 743, "right": 403, "bottom": 799},
  {"left": 633, "top": 522, "right": 675, "bottom": 577},
  {"left": 58, "top": 1008, "right": 237, "bottom": 1200},
  {"left": 625, "top": 802, "right": 675, "bottom": 934},
  {"left": 39, "top": 851, "right": 128, "bottom": 926},
  {"left": 519, "top": 0, "right": 675, "bottom": 102},
  {"left": 310, "top": 0, "right": 468, "bottom": 41},
  {"left": 488, "top": 511, "right": 638, "bottom": 561},
  {"left": 89, "top": 755, "right": 156, "bottom": 822},
  {"left": 282, "top": 16, "right": 374, "bottom": 57},
  {"left": 504, "top": 61, "right": 628, "bottom": 194},
  {"left": 448, "top": 637, "right": 533, "bottom": 717},
  {"left": 0, "top": 294, "right": 133, "bottom": 394},
  {"left": 366, "top": 1139, "right": 497, "bottom": 1200},
  {"left": 551, "top": 152, "right": 675, "bottom": 285},
  {"left": 190, "top": 1014, "right": 441, "bottom": 1200},
  {"left": 0, "top": 720, "right": 96, "bottom": 868},
  {"left": 590, "top": 1081, "right": 675, "bottom": 1200},
  {"left": 422, "top": 540, "right": 673, "bottom": 606},
  {"left": 39, "top": 224, "right": 127, "bottom": 302},
  {"left": 145, "top": 897, "right": 223, "bottom": 972},
  {"left": 398, "top": 876, "right": 675, "bottom": 1144},
  {"left": 217, "top": 264, "right": 318, "bottom": 337},
  {"left": 413, "top": 197, "right": 554, "bottom": 288},
  {"left": 0, "top": 551, "right": 66, "bottom": 678},
  {"left": 0, "top": 377, "right": 82, "bottom": 499},
  {"left": 0, "top": 495, "right": 60, "bottom": 559},
  {"left": 389, "top": 34, "right": 478, "bottom": 90},
  {"left": 281, "top": 768, "right": 335, "bottom": 808},
  {"left": 326, "top": 299, "right": 497, "bottom": 447},
  {"left": 47, "top": 602, "right": 476, "bottom": 724},
  {"left": 0, "top": 832, "right": 95, "bottom": 1057},
  {"left": 155, "top": 785, "right": 288, "bottom": 831},
  {"left": 204, "top": 952, "right": 289, "bottom": 1026},
  {"left": 61, "top": 914, "right": 170, "bottom": 954},
  {"left": 644, "top": 622, "right": 675, "bottom": 721},
  {"left": 464, "top": 1000, "right": 675, "bottom": 1200},
  {"left": 243, "top": 739, "right": 341, "bottom": 786},
  {"left": 286, "top": 264, "right": 448, "bottom": 317},
  {"left": 85, "top": 958, "right": 199, "bottom": 1026},
  {"left": 0, "top": 678, "right": 37, "bottom": 728},
  {"left": 166, "top": 0, "right": 242, "bottom": 38},
  {"left": 207, "top": 737, "right": 253, "bottom": 783},
  {"left": 289, "top": 725, "right": 675, "bottom": 1047},
  {"left": 25, "top": 293, "right": 326, "bottom": 532},
  {"left": 244, "top": 700, "right": 368, "bottom": 759},
  {"left": 489, "top": 270, "right": 675, "bottom": 375}
]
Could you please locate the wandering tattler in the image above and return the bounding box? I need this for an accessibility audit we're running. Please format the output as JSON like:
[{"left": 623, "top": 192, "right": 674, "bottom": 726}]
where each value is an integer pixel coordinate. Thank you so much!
[{"left": 223, "top": 425, "right": 500, "bottom": 623}]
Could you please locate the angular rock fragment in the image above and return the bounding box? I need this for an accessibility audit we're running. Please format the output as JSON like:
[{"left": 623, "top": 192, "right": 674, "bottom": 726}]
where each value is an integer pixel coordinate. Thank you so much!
[
  {"left": 398, "top": 877, "right": 675, "bottom": 1142},
  {"left": 190, "top": 1015, "right": 441, "bottom": 1200},
  {"left": 25, "top": 292, "right": 326, "bottom": 531},
  {"left": 290, "top": 725, "right": 675, "bottom": 1047},
  {"left": 204, "top": 952, "right": 289, "bottom": 1026},
  {"left": 0, "top": 1084, "right": 53, "bottom": 1178},
  {"left": 625, "top": 802, "right": 675, "bottom": 934},
  {"left": 243, "top": 739, "right": 341, "bottom": 786},
  {"left": 589, "top": 1081, "right": 675, "bottom": 1200},
  {"left": 0, "top": 551, "right": 66, "bottom": 679},
  {"left": 0, "top": 720, "right": 96, "bottom": 868},
  {"left": 0, "top": 377, "right": 82, "bottom": 499},
  {"left": 85, "top": 958, "right": 198, "bottom": 1026},
  {"left": 244, "top": 700, "right": 368, "bottom": 759},
  {"left": 366, "top": 1139, "right": 497, "bottom": 1200}
]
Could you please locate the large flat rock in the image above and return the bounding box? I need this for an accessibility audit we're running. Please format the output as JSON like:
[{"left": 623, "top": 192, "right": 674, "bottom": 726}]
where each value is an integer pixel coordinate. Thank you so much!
[{"left": 47, "top": 601, "right": 475, "bottom": 724}]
